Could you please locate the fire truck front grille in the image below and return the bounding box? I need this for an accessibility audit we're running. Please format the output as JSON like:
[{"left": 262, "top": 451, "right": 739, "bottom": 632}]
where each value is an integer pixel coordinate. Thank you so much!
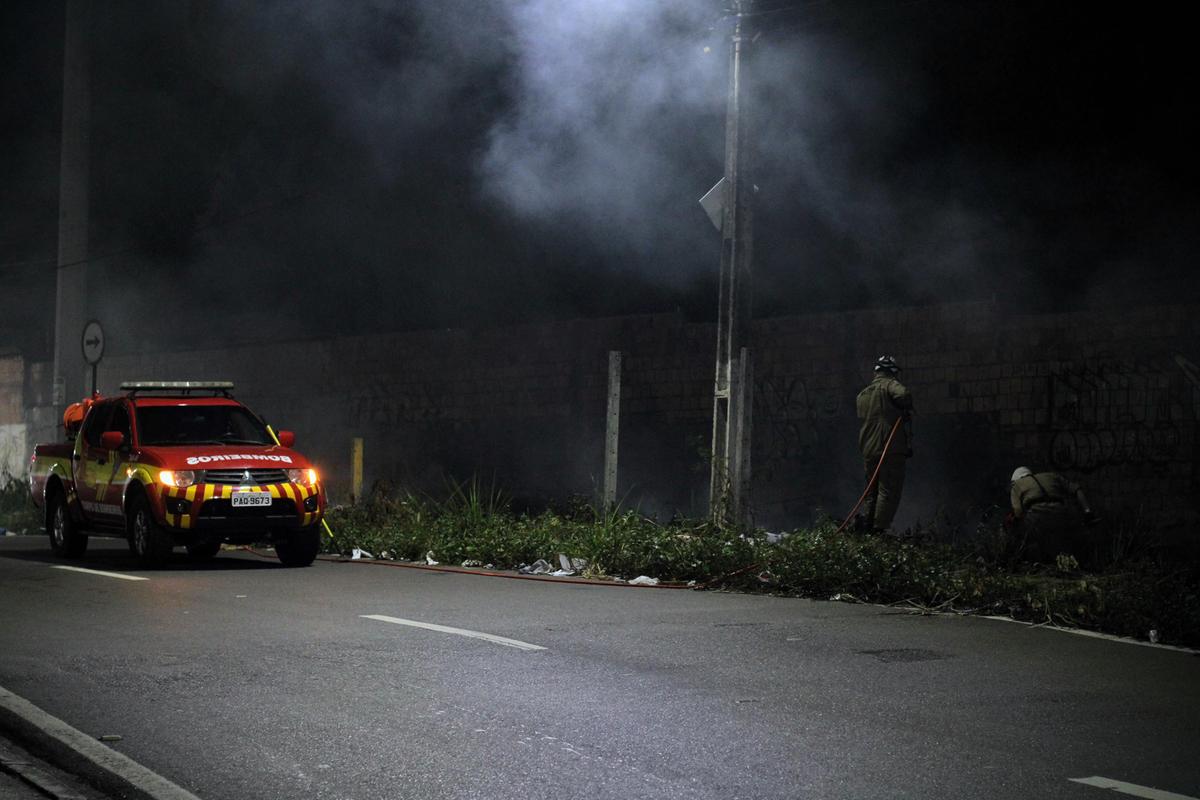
[{"left": 202, "top": 468, "right": 290, "bottom": 485}]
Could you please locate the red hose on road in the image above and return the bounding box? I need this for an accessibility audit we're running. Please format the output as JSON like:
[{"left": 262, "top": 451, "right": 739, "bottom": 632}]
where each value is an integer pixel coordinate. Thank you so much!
[
  {"left": 236, "top": 547, "right": 692, "bottom": 589},
  {"left": 834, "top": 416, "right": 903, "bottom": 535}
]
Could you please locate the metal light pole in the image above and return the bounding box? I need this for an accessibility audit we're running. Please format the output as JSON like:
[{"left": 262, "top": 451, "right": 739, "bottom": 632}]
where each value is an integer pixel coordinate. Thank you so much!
[
  {"left": 708, "top": 0, "right": 755, "bottom": 527},
  {"left": 52, "top": 0, "right": 92, "bottom": 415}
]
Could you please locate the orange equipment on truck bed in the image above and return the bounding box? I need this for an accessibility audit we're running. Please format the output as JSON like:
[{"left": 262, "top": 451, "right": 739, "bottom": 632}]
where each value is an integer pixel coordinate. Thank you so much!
[{"left": 62, "top": 392, "right": 102, "bottom": 436}]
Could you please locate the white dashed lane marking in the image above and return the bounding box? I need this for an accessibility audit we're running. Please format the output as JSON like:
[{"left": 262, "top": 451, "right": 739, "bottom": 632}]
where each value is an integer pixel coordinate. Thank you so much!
[
  {"left": 50, "top": 566, "right": 148, "bottom": 582},
  {"left": 360, "top": 614, "right": 546, "bottom": 651},
  {"left": 1070, "top": 776, "right": 1200, "bottom": 800}
]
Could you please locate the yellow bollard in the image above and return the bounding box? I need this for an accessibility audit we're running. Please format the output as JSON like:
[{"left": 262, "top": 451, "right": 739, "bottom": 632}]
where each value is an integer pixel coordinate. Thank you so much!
[{"left": 351, "top": 437, "right": 364, "bottom": 503}]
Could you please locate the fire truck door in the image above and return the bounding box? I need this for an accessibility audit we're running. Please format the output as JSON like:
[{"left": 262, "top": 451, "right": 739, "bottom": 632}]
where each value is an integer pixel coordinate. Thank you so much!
[
  {"left": 74, "top": 401, "right": 114, "bottom": 522},
  {"left": 96, "top": 402, "right": 134, "bottom": 523}
]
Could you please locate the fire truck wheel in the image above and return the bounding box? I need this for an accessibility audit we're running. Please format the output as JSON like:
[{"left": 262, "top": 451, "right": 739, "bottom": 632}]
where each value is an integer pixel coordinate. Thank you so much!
[
  {"left": 186, "top": 540, "right": 222, "bottom": 561},
  {"left": 128, "top": 493, "right": 173, "bottom": 567},
  {"left": 47, "top": 489, "right": 88, "bottom": 558},
  {"left": 275, "top": 527, "right": 320, "bottom": 567}
]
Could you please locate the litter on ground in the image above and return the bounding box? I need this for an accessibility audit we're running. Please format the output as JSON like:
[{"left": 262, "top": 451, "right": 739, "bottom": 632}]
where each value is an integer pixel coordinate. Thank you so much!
[{"left": 519, "top": 559, "right": 553, "bottom": 575}]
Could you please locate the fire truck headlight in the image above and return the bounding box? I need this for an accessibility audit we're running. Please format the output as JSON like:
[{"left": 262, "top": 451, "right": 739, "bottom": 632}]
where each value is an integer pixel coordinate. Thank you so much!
[
  {"left": 288, "top": 468, "right": 319, "bottom": 486},
  {"left": 160, "top": 470, "right": 195, "bottom": 488}
]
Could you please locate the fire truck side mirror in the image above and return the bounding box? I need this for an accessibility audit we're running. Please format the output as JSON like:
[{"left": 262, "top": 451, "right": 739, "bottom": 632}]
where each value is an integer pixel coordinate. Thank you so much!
[
  {"left": 277, "top": 430, "right": 296, "bottom": 448},
  {"left": 101, "top": 431, "right": 125, "bottom": 450}
]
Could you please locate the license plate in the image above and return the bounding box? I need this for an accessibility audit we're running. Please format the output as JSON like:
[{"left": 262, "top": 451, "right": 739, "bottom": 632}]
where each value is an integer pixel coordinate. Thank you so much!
[{"left": 231, "top": 492, "right": 272, "bottom": 508}]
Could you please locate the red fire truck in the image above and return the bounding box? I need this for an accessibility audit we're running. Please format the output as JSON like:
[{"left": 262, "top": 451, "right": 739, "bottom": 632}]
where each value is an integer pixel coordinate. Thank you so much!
[{"left": 28, "top": 382, "right": 325, "bottom": 567}]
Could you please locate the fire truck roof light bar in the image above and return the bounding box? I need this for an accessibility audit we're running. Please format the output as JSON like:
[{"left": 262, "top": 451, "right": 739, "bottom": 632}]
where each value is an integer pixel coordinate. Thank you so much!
[{"left": 120, "top": 381, "right": 235, "bottom": 397}]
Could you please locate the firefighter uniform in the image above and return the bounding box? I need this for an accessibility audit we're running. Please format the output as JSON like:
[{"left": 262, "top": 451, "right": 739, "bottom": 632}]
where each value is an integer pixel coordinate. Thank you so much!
[
  {"left": 856, "top": 360, "right": 913, "bottom": 532},
  {"left": 1009, "top": 468, "right": 1095, "bottom": 561}
]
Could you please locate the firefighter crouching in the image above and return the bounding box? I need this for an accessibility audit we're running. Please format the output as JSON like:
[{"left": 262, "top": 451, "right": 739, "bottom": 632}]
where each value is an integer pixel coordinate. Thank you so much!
[
  {"left": 1006, "top": 467, "right": 1098, "bottom": 562},
  {"left": 855, "top": 355, "right": 913, "bottom": 534}
]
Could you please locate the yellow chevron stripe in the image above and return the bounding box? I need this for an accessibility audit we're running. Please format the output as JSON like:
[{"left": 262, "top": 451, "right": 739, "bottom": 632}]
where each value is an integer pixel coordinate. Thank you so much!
[
  {"left": 281, "top": 483, "right": 295, "bottom": 502},
  {"left": 180, "top": 515, "right": 191, "bottom": 530},
  {"left": 267, "top": 484, "right": 281, "bottom": 499},
  {"left": 166, "top": 513, "right": 176, "bottom": 527},
  {"left": 185, "top": 485, "right": 197, "bottom": 501},
  {"left": 203, "top": 484, "right": 215, "bottom": 501}
]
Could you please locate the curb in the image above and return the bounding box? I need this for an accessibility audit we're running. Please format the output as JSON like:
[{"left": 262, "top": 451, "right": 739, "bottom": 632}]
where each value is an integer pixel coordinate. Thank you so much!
[
  {"left": 979, "top": 615, "right": 1200, "bottom": 655},
  {"left": 0, "top": 683, "right": 200, "bottom": 800}
]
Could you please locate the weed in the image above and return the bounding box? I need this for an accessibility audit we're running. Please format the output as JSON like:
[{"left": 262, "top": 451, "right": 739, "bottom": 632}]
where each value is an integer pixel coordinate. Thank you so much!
[{"left": 0, "top": 477, "right": 39, "bottom": 534}]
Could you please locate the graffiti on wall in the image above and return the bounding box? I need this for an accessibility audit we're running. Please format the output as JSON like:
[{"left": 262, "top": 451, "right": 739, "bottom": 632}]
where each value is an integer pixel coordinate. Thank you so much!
[
  {"left": 753, "top": 371, "right": 842, "bottom": 483},
  {"left": 1046, "top": 355, "right": 1200, "bottom": 475},
  {"left": 348, "top": 378, "right": 448, "bottom": 427}
]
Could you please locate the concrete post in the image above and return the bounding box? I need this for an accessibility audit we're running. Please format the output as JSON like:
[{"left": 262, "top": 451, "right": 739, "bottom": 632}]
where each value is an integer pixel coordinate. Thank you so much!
[
  {"left": 602, "top": 351, "right": 622, "bottom": 509},
  {"left": 731, "top": 347, "right": 753, "bottom": 526}
]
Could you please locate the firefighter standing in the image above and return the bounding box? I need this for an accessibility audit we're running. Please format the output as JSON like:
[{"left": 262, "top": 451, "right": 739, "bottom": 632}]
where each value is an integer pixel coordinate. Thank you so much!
[
  {"left": 856, "top": 356, "right": 913, "bottom": 533},
  {"left": 1007, "top": 467, "right": 1097, "bottom": 561}
]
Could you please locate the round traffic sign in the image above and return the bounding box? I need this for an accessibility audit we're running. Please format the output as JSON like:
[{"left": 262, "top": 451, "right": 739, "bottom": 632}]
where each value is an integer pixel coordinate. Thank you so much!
[{"left": 81, "top": 320, "right": 105, "bottom": 365}]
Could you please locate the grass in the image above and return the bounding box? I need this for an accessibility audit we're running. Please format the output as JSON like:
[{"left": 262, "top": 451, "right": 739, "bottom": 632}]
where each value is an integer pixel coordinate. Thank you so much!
[
  {"left": 0, "top": 476, "right": 41, "bottom": 535},
  {"left": 326, "top": 481, "right": 1200, "bottom": 649}
]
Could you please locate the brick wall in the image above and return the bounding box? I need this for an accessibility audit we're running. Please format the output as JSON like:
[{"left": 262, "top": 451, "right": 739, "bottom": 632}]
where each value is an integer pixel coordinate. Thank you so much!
[{"left": 16, "top": 301, "right": 1200, "bottom": 537}]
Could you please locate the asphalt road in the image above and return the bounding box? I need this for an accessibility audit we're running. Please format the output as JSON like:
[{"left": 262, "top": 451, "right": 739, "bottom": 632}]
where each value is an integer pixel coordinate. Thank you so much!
[{"left": 0, "top": 535, "right": 1197, "bottom": 800}]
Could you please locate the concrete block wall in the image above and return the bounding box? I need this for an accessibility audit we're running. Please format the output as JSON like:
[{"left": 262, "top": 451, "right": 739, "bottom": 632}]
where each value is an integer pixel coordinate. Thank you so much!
[
  {"left": 13, "top": 301, "right": 1200, "bottom": 537},
  {"left": 746, "top": 302, "right": 1200, "bottom": 534},
  {"left": 0, "top": 353, "right": 25, "bottom": 481}
]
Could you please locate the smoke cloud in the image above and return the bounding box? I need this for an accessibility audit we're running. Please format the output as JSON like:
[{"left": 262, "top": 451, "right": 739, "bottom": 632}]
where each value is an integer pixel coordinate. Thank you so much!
[
  {"left": 477, "top": 0, "right": 725, "bottom": 277},
  {"left": 3, "top": 0, "right": 1198, "bottom": 357}
]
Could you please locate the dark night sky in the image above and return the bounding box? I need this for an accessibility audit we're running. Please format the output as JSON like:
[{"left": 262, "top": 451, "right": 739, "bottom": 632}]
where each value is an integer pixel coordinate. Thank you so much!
[{"left": 2, "top": 1, "right": 1197, "bottom": 359}]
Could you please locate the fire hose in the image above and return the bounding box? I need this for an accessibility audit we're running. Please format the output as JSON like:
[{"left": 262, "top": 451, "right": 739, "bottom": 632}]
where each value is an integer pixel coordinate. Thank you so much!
[
  {"left": 697, "top": 417, "right": 906, "bottom": 589},
  {"left": 833, "top": 416, "right": 904, "bottom": 535}
]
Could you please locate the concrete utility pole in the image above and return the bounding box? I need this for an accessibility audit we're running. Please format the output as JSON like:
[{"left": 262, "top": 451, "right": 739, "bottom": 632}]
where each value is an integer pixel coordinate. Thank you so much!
[
  {"left": 52, "top": 0, "right": 92, "bottom": 415},
  {"left": 709, "top": 0, "right": 755, "bottom": 527}
]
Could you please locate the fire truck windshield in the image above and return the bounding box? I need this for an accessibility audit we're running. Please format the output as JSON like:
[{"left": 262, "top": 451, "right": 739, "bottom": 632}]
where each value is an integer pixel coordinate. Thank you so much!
[{"left": 136, "top": 404, "right": 274, "bottom": 446}]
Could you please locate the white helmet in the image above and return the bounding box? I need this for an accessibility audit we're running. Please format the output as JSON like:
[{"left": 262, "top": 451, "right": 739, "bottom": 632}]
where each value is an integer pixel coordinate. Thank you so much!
[
  {"left": 874, "top": 355, "right": 900, "bottom": 374},
  {"left": 1011, "top": 466, "right": 1032, "bottom": 482}
]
